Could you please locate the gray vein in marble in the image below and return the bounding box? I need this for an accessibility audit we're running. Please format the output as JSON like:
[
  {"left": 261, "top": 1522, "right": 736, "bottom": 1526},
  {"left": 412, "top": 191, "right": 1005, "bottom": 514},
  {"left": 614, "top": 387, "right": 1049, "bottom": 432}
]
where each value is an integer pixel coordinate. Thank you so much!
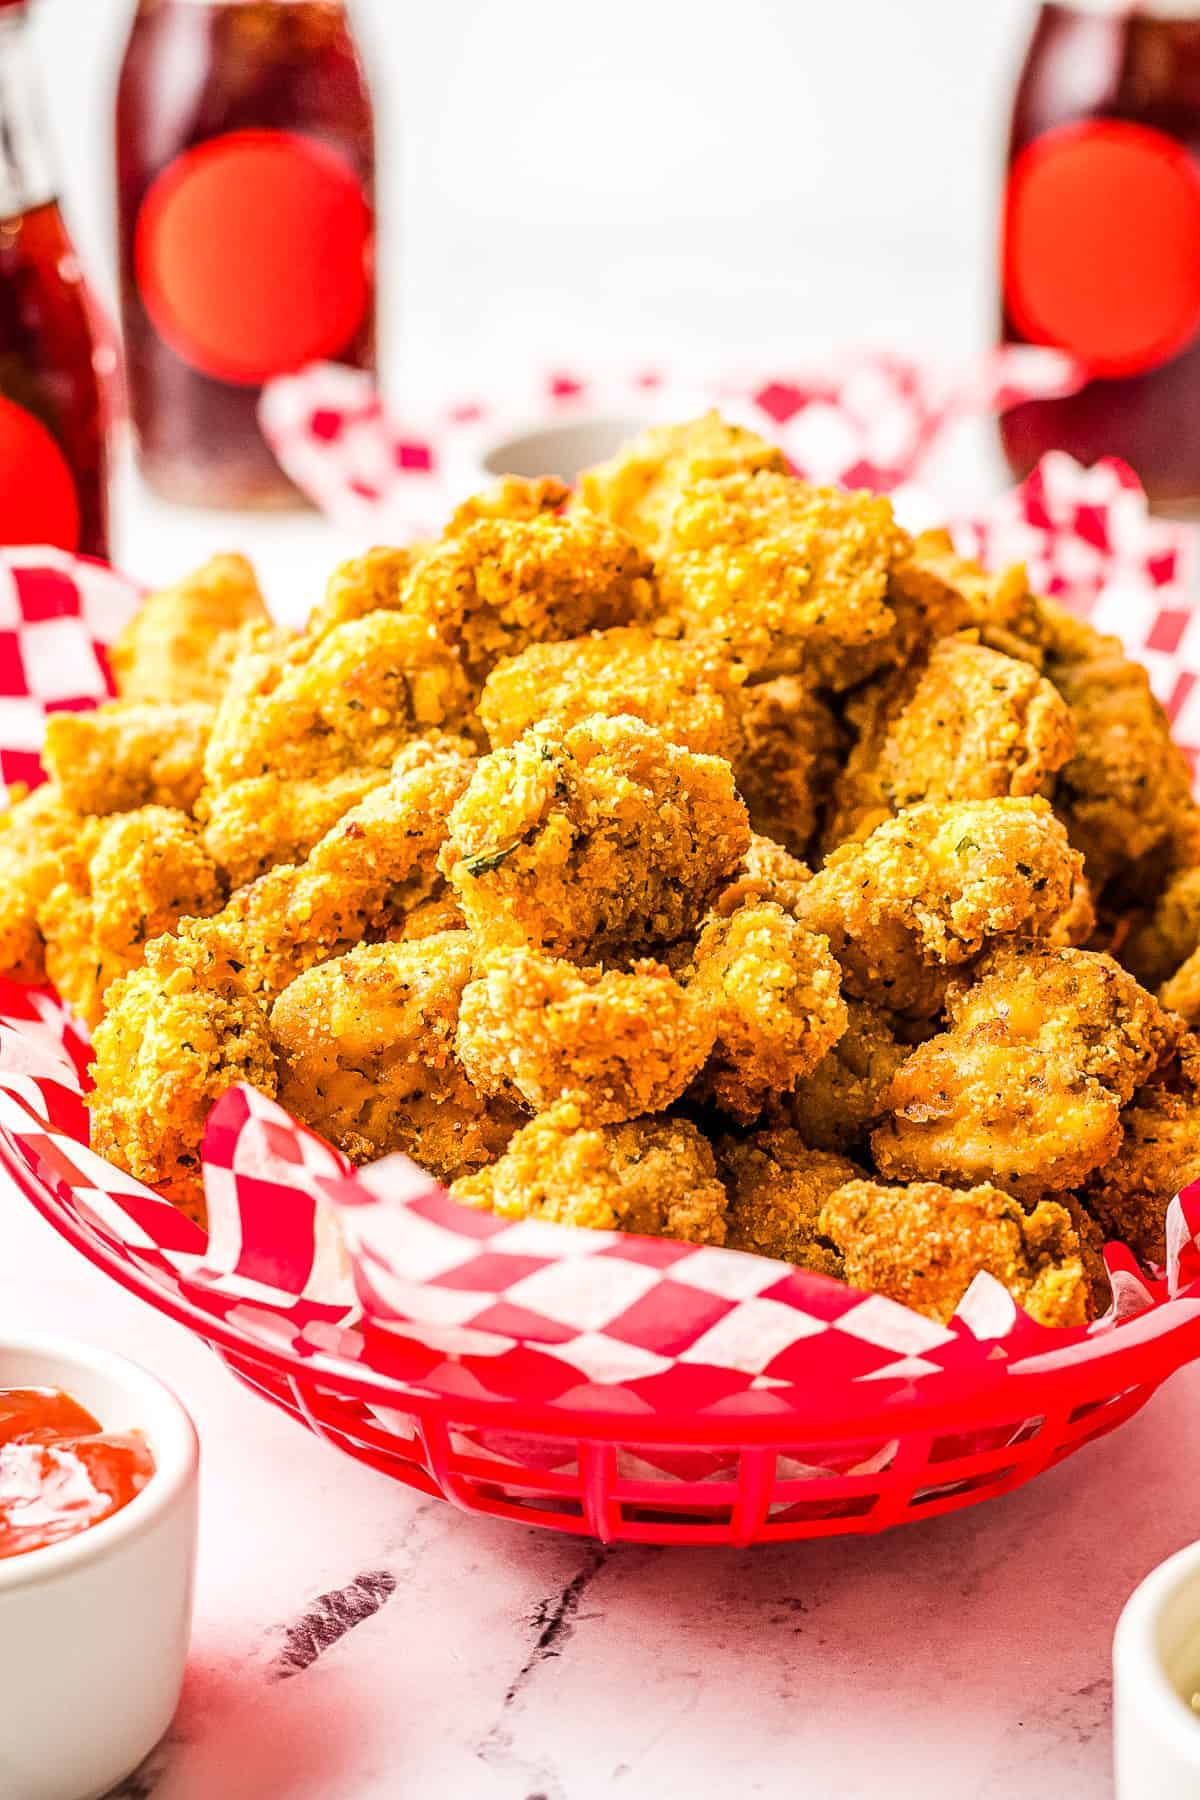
[
  {"left": 473, "top": 1542, "right": 614, "bottom": 1800},
  {"left": 503, "top": 1543, "right": 612, "bottom": 1707},
  {"left": 270, "top": 1567, "right": 399, "bottom": 1680}
]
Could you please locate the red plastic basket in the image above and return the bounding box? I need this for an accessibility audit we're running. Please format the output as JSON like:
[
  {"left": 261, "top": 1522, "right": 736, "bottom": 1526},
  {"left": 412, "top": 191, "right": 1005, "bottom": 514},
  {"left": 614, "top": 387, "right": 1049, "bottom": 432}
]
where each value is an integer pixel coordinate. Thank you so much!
[
  {"left": 7, "top": 1122, "right": 1200, "bottom": 1547},
  {"left": 5, "top": 436, "right": 1200, "bottom": 1545}
]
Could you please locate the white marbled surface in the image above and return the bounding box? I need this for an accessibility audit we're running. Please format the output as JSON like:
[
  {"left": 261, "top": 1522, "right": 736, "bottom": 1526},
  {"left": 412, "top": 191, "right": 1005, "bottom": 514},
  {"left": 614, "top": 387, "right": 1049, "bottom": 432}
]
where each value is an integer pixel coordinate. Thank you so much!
[{"left": 6, "top": 1177, "right": 1200, "bottom": 1800}]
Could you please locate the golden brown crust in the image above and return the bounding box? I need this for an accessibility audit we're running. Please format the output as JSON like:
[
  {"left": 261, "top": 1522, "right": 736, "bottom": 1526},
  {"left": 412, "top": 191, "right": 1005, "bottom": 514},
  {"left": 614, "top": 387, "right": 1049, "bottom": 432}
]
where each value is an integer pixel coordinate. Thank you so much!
[
  {"left": 1078, "top": 1034, "right": 1200, "bottom": 1266},
  {"left": 819, "top": 1180, "right": 1091, "bottom": 1326},
  {"left": 42, "top": 806, "right": 223, "bottom": 1028},
  {"left": 204, "top": 612, "right": 474, "bottom": 790},
  {"left": 779, "top": 998, "right": 910, "bottom": 1153},
  {"left": 306, "top": 546, "right": 424, "bottom": 639},
  {"left": 87, "top": 936, "right": 276, "bottom": 1226},
  {"left": 872, "top": 945, "right": 1178, "bottom": 1196},
  {"left": 685, "top": 901, "right": 847, "bottom": 1122},
  {"left": 575, "top": 411, "right": 787, "bottom": 557},
  {"left": 442, "top": 715, "right": 749, "bottom": 958},
  {"left": 199, "top": 765, "right": 393, "bottom": 889},
  {"left": 458, "top": 947, "right": 713, "bottom": 1123},
  {"left": 718, "top": 1128, "right": 861, "bottom": 1274},
  {"left": 0, "top": 784, "right": 98, "bottom": 983},
  {"left": 109, "top": 554, "right": 269, "bottom": 706},
  {"left": 824, "top": 634, "right": 1075, "bottom": 848},
  {"left": 797, "top": 796, "right": 1083, "bottom": 1016},
  {"left": 451, "top": 1100, "right": 728, "bottom": 1244},
  {"left": 736, "top": 676, "right": 841, "bottom": 859},
  {"left": 403, "top": 511, "right": 656, "bottom": 686},
  {"left": 272, "top": 933, "right": 520, "bottom": 1182},
  {"left": 660, "top": 470, "right": 913, "bottom": 689},
  {"left": 478, "top": 624, "right": 745, "bottom": 762},
  {"left": 43, "top": 702, "right": 214, "bottom": 816},
  {"left": 446, "top": 475, "right": 569, "bottom": 535},
  {"left": 715, "top": 833, "right": 813, "bottom": 920},
  {"left": 153, "top": 739, "right": 477, "bottom": 1003}
]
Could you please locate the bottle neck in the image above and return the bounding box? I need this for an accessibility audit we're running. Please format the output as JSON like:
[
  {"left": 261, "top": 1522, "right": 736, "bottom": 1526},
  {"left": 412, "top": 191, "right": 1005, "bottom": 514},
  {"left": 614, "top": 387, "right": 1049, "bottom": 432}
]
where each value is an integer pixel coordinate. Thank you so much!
[{"left": 0, "top": 9, "right": 55, "bottom": 222}]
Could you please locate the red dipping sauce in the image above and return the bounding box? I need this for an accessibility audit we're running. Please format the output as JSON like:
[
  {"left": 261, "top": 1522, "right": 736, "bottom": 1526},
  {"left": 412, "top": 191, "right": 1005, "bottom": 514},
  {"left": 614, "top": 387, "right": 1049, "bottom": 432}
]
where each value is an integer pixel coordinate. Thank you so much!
[{"left": 0, "top": 1387, "right": 155, "bottom": 1559}]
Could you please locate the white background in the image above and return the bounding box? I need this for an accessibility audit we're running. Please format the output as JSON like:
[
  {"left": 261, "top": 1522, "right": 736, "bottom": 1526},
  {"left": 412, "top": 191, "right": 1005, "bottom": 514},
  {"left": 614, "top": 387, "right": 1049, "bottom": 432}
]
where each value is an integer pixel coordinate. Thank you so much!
[{"left": 33, "top": 0, "right": 1036, "bottom": 387}]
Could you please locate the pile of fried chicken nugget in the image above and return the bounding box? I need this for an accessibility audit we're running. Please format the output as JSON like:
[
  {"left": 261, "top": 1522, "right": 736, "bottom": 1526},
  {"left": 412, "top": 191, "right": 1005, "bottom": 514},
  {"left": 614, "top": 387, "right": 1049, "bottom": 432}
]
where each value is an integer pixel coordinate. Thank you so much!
[{"left": 4, "top": 411, "right": 1200, "bottom": 1331}]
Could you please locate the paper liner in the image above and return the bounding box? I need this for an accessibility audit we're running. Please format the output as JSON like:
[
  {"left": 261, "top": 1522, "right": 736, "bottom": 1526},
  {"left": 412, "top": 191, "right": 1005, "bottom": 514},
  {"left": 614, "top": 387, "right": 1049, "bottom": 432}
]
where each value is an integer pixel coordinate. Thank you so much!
[
  {"left": 257, "top": 346, "right": 1086, "bottom": 535},
  {"left": 5, "top": 392, "right": 1200, "bottom": 1505}
]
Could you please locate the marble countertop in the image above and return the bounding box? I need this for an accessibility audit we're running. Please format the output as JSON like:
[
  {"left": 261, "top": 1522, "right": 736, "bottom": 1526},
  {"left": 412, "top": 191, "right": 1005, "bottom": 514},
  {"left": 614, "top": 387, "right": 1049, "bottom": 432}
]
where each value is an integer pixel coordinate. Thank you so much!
[{"left": 7, "top": 1181, "right": 1197, "bottom": 1800}]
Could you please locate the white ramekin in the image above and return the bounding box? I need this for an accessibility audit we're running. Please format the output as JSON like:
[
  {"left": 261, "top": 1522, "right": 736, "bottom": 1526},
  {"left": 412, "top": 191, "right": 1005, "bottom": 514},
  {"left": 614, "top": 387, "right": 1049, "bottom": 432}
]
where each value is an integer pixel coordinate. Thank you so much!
[
  {"left": 0, "top": 1334, "right": 199, "bottom": 1800},
  {"left": 476, "top": 413, "right": 656, "bottom": 487},
  {"left": 1115, "top": 1540, "right": 1200, "bottom": 1797}
]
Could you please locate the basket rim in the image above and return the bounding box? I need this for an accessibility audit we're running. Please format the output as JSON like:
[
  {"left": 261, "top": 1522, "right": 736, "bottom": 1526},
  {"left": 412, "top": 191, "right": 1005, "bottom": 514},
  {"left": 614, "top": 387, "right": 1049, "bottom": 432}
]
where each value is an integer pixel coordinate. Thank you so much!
[{"left": 13, "top": 1130, "right": 1200, "bottom": 1449}]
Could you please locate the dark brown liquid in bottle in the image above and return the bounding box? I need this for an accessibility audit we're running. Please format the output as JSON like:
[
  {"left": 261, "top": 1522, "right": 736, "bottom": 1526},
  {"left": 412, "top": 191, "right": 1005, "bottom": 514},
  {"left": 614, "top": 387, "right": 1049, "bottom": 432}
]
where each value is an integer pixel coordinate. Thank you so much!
[
  {"left": 1000, "top": 4, "right": 1200, "bottom": 511},
  {"left": 0, "top": 198, "right": 109, "bottom": 557},
  {"left": 116, "top": 0, "right": 376, "bottom": 510}
]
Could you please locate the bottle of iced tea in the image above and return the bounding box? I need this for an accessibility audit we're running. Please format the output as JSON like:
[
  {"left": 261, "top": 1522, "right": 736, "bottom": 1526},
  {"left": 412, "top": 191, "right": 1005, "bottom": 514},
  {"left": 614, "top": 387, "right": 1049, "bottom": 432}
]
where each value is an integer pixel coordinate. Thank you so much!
[
  {"left": 1000, "top": 2, "right": 1200, "bottom": 511},
  {"left": 0, "top": 0, "right": 109, "bottom": 557},
  {"left": 116, "top": 0, "right": 376, "bottom": 510}
]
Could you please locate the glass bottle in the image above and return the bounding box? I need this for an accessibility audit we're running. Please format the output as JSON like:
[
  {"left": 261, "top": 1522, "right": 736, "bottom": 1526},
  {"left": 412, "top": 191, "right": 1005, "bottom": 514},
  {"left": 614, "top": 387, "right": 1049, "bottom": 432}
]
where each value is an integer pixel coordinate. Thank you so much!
[
  {"left": 0, "top": 0, "right": 109, "bottom": 557},
  {"left": 115, "top": 0, "right": 376, "bottom": 510},
  {"left": 1000, "top": 2, "right": 1200, "bottom": 511}
]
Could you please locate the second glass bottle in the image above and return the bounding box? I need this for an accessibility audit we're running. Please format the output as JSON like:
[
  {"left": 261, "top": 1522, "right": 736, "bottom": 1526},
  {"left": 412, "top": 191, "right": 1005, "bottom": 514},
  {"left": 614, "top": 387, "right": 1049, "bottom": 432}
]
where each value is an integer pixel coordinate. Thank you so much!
[{"left": 115, "top": 0, "right": 376, "bottom": 510}]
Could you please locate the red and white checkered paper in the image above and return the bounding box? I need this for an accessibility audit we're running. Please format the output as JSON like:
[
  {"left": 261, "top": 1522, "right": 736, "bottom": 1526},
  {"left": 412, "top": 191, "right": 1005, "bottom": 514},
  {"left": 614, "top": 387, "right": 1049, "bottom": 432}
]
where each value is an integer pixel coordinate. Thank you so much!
[
  {"left": 258, "top": 346, "right": 1086, "bottom": 538},
  {"left": 5, "top": 383, "right": 1200, "bottom": 1425}
]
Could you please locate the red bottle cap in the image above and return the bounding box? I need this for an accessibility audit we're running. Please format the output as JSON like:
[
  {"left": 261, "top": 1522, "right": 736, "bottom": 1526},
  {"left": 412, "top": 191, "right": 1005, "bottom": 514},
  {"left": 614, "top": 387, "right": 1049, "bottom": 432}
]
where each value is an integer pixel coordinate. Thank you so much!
[
  {"left": 1005, "top": 119, "right": 1200, "bottom": 377},
  {"left": 135, "top": 128, "right": 371, "bottom": 387}
]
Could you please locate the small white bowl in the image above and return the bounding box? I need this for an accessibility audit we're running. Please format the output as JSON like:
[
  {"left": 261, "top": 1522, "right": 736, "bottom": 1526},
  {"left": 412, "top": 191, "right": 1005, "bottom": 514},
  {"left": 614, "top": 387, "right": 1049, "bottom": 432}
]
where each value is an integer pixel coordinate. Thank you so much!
[
  {"left": 0, "top": 1334, "right": 199, "bottom": 1800},
  {"left": 1115, "top": 1540, "right": 1200, "bottom": 1798},
  {"left": 476, "top": 413, "right": 655, "bottom": 486}
]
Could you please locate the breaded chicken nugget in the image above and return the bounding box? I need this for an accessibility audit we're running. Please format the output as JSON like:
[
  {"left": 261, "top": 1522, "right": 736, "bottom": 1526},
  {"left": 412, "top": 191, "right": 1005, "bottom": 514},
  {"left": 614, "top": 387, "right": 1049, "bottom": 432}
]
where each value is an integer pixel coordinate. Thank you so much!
[
  {"left": 0, "top": 784, "right": 99, "bottom": 982},
  {"left": 442, "top": 715, "right": 749, "bottom": 958},
  {"left": 797, "top": 797, "right": 1083, "bottom": 1016},
  {"left": 451, "top": 1099, "right": 728, "bottom": 1244},
  {"left": 446, "top": 475, "right": 569, "bottom": 534},
  {"left": 42, "top": 806, "right": 223, "bottom": 1027},
  {"left": 1079, "top": 1033, "right": 1200, "bottom": 1266},
  {"left": 478, "top": 624, "right": 745, "bottom": 762},
  {"left": 718, "top": 1128, "right": 862, "bottom": 1273},
  {"left": 167, "top": 739, "right": 476, "bottom": 1001},
  {"left": 458, "top": 947, "right": 714, "bottom": 1123},
  {"left": 779, "top": 998, "right": 910, "bottom": 1153},
  {"left": 204, "top": 611, "right": 473, "bottom": 789},
  {"left": 1162, "top": 946, "right": 1200, "bottom": 1025},
  {"left": 1049, "top": 625, "right": 1195, "bottom": 888},
  {"left": 109, "top": 553, "right": 269, "bottom": 705},
  {"left": 1126, "top": 861, "right": 1200, "bottom": 990},
  {"left": 735, "top": 675, "right": 841, "bottom": 859},
  {"left": 403, "top": 511, "right": 655, "bottom": 685},
  {"left": 305, "top": 546, "right": 424, "bottom": 639},
  {"left": 886, "top": 530, "right": 1033, "bottom": 661},
  {"left": 686, "top": 901, "right": 847, "bottom": 1121},
  {"left": 818, "top": 1180, "right": 1090, "bottom": 1327},
  {"left": 272, "top": 933, "right": 520, "bottom": 1181},
  {"left": 43, "top": 702, "right": 214, "bottom": 816},
  {"left": 715, "top": 833, "right": 813, "bottom": 919},
  {"left": 824, "top": 633, "right": 1075, "bottom": 848},
  {"left": 200, "top": 766, "right": 393, "bottom": 889},
  {"left": 659, "top": 470, "right": 912, "bottom": 689},
  {"left": 873, "top": 944, "right": 1178, "bottom": 1195},
  {"left": 575, "top": 410, "right": 787, "bottom": 557},
  {"left": 88, "top": 933, "right": 276, "bottom": 1225}
]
